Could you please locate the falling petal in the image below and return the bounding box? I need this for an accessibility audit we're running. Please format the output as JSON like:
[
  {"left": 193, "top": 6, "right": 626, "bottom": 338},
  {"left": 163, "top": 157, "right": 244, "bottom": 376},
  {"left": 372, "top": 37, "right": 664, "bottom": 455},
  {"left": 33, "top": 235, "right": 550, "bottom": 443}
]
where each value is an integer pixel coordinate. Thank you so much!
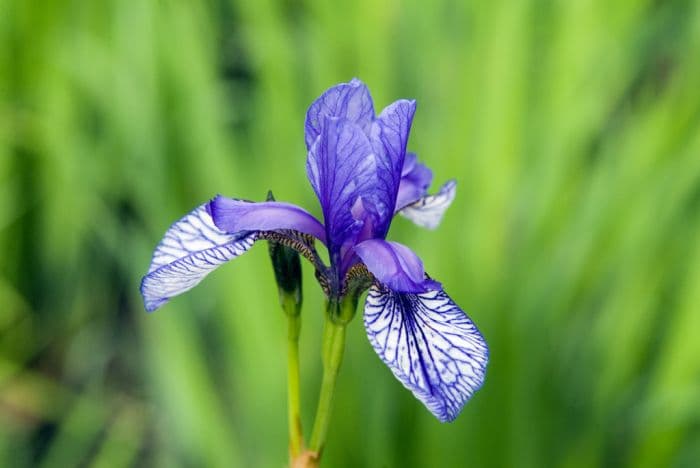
[
  {"left": 399, "top": 180, "right": 457, "bottom": 230},
  {"left": 364, "top": 283, "right": 488, "bottom": 422},
  {"left": 140, "top": 203, "right": 257, "bottom": 312}
]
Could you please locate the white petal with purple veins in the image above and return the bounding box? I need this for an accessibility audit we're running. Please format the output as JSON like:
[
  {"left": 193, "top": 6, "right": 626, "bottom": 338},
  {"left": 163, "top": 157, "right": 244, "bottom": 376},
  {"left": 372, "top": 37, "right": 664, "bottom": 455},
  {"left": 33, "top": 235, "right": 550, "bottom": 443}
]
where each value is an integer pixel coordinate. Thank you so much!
[
  {"left": 141, "top": 203, "right": 257, "bottom": 312},
  {"left": 398, "top": 180, "right": 456, "bottom": 230},
  {"left": 364, "top": 283, "right": 488, "bottom": 422}
]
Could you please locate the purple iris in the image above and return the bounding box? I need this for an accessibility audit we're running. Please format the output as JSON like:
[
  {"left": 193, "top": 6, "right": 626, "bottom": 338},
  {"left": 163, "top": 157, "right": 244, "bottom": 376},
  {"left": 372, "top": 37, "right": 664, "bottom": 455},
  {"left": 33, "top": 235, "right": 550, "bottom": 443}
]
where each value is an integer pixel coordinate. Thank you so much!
[{"left": 140, "top": 79, "right": 488, "bottom": 422}]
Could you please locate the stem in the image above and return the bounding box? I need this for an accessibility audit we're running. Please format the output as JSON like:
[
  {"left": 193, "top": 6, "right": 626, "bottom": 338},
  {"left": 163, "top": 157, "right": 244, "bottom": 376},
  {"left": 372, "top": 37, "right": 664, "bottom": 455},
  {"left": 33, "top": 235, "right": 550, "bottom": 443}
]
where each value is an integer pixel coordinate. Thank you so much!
[
  {"left": 283, "top": 296, "right": 304, "bottom": 459},
  {"left": 308, "top": 297, "right": 356, "bottom": 460},
  {"left": 309, "top": 320, "right": 346, "bottom": 453}
]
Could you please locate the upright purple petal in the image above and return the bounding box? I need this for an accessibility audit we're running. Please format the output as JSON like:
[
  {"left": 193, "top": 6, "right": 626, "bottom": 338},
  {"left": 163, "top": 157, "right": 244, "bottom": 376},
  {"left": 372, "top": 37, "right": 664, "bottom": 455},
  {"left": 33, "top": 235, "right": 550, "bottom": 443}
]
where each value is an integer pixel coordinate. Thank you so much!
[
  {"left": 399, "top": 180, "right": 457, "bottom": 230},
  {"left": 370, "top": 99, "right": 417, "bottom": 237},
  {"left": 209, "top": 197, "right": 326, "bottom": 243},
  {"left": 305, "top": 78, "right": 374, "bottom": 150},
  {"left": 364, "top": 283, "right": 489, "bottom": 422},
  {"left": 307, "top": 116, "right": 377, "bottom": 258},
  {"left": 354, "top": 239, "right": 440, "bottom": 293},
  {"left": 395, "top": 153, "right": 433, "bottom": 211},
  {"left": 140, "top": 203, "right": 257, "bottom": 312}
]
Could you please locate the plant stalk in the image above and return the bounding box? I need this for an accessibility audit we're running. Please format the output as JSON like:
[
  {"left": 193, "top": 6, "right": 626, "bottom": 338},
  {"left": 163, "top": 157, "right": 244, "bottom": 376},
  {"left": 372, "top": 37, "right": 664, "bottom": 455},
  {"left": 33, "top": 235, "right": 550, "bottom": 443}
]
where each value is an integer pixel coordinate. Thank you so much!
[
  {"left": 304, "top": 296, "right": 356, "bottom": 465},
  {"left": 284, "top": 296, "right": 304, "bottom": 460}
]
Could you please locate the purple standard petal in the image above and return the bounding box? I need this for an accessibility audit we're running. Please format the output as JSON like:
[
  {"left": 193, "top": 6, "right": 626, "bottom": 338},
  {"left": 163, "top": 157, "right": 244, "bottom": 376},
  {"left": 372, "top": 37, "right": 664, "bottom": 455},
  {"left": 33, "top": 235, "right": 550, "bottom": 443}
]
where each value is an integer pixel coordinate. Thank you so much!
[
  {"left": 369, "top": 99, "right": 417, "bottom": 237},
  {"left": 209, "top": 197, "right": 326, "bottom": 244},
  {"left": 307, "top": 116, "right": 378, "bottom": 257},
  {"left": 399, "top": 180, "right": 457, "bottom": 230},
  {"left": 354, "top": 239, "right": 440, "bottom": 293},
  {"left": 305, "top": 78, "right": 375, "bottom": 150},
  {"left": 364, "top": 283, "right": 489, "bottom": 422},
  {"left": 395, "top": 153, "right": 433, "bottom": 211},
  {"left": 140, "top": 203, "right": 257, "bottom": 312}
]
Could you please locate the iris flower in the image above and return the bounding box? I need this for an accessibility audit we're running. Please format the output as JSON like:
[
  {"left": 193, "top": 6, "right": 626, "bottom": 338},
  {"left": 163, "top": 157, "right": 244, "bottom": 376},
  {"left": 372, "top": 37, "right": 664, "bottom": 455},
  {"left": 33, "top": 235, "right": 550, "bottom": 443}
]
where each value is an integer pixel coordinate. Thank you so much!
[{"left": 141, "top": 79, "right": 488, "bottom": 422}]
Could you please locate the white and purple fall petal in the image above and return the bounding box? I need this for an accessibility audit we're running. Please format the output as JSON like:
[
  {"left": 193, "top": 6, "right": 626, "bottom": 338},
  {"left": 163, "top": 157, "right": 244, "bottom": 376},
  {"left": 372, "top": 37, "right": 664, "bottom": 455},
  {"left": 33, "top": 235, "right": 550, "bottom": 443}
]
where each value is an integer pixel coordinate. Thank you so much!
[
  {"left": 140, "top": 203, "right": 257, "bottom": 312},
  {"left": 364, "top": 283, "right": 488, "bottom": 422},
  {"left": 398, "top": 179, "right": 457, "bottom": 230}
]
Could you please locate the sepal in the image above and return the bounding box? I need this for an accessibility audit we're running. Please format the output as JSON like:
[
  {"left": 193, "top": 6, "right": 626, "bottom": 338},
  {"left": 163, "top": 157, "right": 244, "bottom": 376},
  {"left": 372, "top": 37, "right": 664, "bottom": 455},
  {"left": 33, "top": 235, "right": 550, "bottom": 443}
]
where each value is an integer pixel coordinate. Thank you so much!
[
  {"left": 140, "top": 203, "right": 257, "bottom": 312},
  {"left": 398, "top": 180, "right": 456, "bottom": 230},
  {"left": 363, "top": 282, "right": 488, "bottom": 422},
  {"left": 267, "top": 191, "right": 303, "bottom": 309}
]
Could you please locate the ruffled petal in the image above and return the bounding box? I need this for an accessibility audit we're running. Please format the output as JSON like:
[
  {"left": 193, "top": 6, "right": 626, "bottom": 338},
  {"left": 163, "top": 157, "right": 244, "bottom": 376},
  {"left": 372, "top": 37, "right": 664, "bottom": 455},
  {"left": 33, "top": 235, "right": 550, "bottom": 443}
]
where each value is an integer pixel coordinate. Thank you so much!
[
  {"left": 369, "top": 99, "right": 417, "bottom": 237},
  {"left": 395, "top": 153, "right": 433, "bottom": 210},
  {"left": 307, "top": 117, "right": 377, "bottom": 257},
  {"left": 354, "top": 239, "right": 440, "bottom": 293},
  {"left": 209, "top": 197, "right": 326, "bottom": 244},
  {"left": 140, "top": 203, "right": 257, "bottom": 312},
  {"left": 364, "top": 283, "right": 489, "bottom": 422},
  {"left": 304, "top": 78, "right": 375, "bottom": 150},
  {"left": 399, "top": 180, "right": 457, "bottom": 230}
]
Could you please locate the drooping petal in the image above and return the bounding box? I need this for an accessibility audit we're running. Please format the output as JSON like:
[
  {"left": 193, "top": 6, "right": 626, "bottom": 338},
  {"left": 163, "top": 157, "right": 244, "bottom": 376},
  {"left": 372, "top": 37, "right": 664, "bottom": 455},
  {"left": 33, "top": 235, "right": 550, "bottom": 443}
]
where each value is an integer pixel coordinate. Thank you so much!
[
  {"left": 369, "top": 99, "right": 417, "bottom": 237},
  {"left": 140, "top": 203, "right": 257, "bottom": 312},
  {"left": 305, "top": 78, "right": 375, "bottom": 150},
  {"left": 395, "top": 153, "right": 433, "bottom": 210},
  {"left": 307, "top": 116, "right": 377, "bottom": 257},
  {"left": 364, "top": 283, "right": 488, "bottom": 422},
  {"left": 354, "top": 239, "right": 440, "bottom": 293},
  {"left": 209, "top": 197, "right": 326, "bottom": 244},
  {"left": 399, "top": 180, "right": 457, "bottom": 230}
]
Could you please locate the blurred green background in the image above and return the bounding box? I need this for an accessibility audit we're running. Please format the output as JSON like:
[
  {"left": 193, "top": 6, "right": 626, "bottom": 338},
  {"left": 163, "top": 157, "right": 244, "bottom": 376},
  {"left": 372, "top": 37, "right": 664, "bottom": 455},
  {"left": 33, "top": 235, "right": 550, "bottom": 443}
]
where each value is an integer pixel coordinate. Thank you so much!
[{"left": 2, "top": 0, "right": 700, "bottom": 466}]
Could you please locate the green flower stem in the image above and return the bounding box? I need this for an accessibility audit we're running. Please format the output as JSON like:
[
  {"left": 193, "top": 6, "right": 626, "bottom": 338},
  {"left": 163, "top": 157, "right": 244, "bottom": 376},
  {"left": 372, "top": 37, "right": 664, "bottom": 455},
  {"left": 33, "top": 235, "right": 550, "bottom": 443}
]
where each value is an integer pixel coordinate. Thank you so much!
[
  {"left": 309, "top": 319, "right": 345, "bottom": 453},
  {"left": 283, "top": 296, "right": 304, "bottom": 459},
  {"left": 308, "top": 296, "right": 356, "bottom": 459}
]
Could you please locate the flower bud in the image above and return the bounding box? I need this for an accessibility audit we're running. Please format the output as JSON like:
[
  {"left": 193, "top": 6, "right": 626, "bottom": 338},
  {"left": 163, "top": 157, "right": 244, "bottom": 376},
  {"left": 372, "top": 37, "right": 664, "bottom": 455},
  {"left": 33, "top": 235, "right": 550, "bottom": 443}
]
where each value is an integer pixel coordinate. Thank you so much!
[{"left": 267, "top": 191, "right": 302, "bottom": 313}]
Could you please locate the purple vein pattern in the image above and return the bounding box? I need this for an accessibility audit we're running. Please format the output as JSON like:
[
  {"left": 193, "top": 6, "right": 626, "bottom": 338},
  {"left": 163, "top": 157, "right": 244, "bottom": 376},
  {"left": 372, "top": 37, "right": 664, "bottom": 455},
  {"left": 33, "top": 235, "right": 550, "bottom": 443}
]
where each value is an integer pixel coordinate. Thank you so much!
[
  {"left": 364, "top": 283, "right": 488, "bottom": 422},
  {"left": 141, "top": 203, "right": 257, "bottom": 312}
]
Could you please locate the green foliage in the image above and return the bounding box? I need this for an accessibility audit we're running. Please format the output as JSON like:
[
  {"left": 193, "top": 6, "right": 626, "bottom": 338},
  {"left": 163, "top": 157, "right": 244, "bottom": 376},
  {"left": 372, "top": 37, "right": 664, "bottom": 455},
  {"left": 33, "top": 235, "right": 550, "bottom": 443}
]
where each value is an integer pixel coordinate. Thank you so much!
[{"left": 1, "top": 0, "right": 700, "bottom": 466}]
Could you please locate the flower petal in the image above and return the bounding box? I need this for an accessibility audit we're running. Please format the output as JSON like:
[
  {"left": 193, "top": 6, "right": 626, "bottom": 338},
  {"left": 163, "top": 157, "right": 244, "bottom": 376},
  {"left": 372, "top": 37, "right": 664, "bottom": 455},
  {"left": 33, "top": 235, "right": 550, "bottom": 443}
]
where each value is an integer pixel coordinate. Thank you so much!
[
  {"left": 395, "top": 153, "right": 433, "bottom": 211},
  {"left": 209, "top": 197, "right": 326, "bottom": 244},
  {"left": 307, "top": 117, "right": 377, "bottom": 257},
  {"left": 140, "top": 203, "right": 257, "bottom": 312},
  {"left": 399, "top": 179, "right": 457, "bottom": 230},
  {"left": 354, "top": 239, "right": 440, "bottom": 293},
  {"left": 305, "top": 78, "right": 375, "bottom": 150},
  {"left": 369, "top": 99, "right": 417, "bottom": 237},
  {"left": 364, "top": 283, "right": 489, "bottom": 422}
]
